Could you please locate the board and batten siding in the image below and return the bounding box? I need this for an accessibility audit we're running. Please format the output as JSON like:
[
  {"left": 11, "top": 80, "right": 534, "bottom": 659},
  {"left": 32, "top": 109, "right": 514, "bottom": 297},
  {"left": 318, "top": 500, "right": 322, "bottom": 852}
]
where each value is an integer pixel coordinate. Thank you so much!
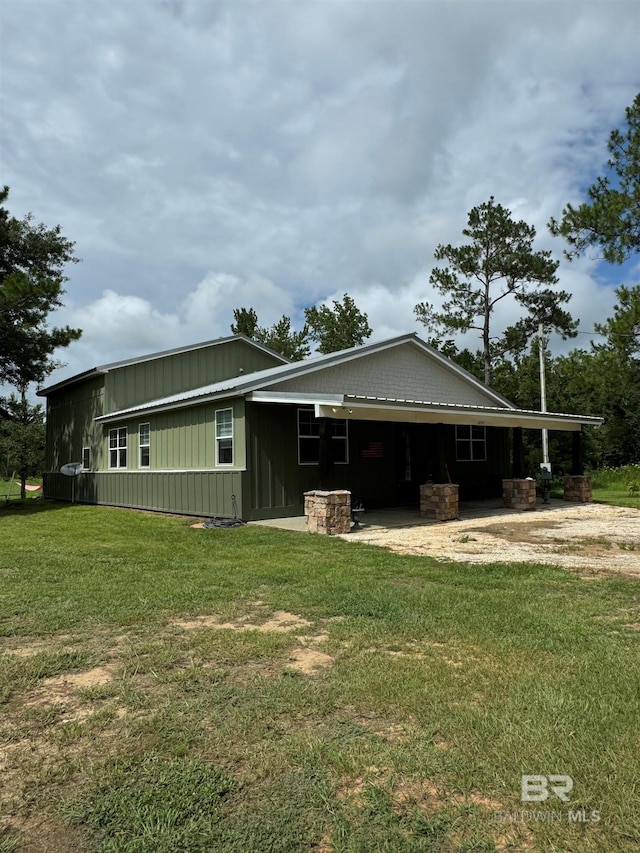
[
  {"left": 43, "top": 470, "right": 243, "bottom": 517},
  {"left": 44, "top": 397, "right": 247, "bottom": 518},
  {"left": 139, "top": 399, "right": 246, "bottom": 470},
  {"left": 244, "top": 401, "right": 319, "bottom": 519},
  {"left": 44, "top": 375, "right": 105, "bottom": 473},
  {"left": 104, "top": 338, "right": 283, "bottom": 413}
]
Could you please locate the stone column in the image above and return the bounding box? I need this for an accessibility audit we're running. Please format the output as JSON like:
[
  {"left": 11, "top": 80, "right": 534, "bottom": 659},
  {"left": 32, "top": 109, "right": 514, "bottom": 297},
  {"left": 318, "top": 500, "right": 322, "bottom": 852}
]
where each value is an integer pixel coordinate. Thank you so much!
[
  {"left": 420, "top": 483, "right": 459, "bottom": 521},
  {"left": 304, "top": 489, "right": 351, "bottom": 534},
  {"left": 502, "top": 478, "right": 536, "bottom": 510},
  {"left": 563, "top": 475, "right": 592, "bottom": 503}
]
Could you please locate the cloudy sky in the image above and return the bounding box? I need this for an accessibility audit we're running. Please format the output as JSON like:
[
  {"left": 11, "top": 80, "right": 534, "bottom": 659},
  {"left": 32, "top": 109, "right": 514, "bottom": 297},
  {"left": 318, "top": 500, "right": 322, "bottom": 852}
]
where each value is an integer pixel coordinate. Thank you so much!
[{"left": 2, "top": 0, "right": 639, "bottom": 386}]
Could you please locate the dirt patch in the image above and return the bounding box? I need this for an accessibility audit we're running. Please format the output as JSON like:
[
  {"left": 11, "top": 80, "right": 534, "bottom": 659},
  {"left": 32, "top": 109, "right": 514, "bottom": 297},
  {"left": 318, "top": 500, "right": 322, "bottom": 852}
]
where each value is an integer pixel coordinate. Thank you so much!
[
  {"left": 174, "top": 610, "right": 313, "bottom": 633},
  {"left": 342, "top": 503, "right": 640, "bottom": 578},
  {"left": 286, "top": 647, "right": 334, "bottom": 674},
  {"left": 174, "top": 606, "right": 335, "bottom": 675},
  {"left": 0, "top": 635, "right": 75, "bottom": 657},
  {"left": 2, "top": 812, "right": 88, "bottom": 853},
  {"left": 20, "top": 663, "right": 119, "bottom": 723}
]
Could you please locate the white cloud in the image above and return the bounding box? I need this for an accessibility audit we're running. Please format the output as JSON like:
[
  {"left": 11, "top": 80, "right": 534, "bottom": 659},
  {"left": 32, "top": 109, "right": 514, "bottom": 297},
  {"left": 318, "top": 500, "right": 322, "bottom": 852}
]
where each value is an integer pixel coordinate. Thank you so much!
[
  {"left": 2, "top": 0, "right": 639, "bottom": 384},
  {"left": 46, "top": 270, "right": 301, "bottom": 383}
]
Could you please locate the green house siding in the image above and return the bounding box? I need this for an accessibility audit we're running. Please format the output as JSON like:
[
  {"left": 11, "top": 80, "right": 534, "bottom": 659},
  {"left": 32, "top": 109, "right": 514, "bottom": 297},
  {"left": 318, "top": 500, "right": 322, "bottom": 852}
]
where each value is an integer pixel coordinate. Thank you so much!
[
  {"left": 101, "top": 399, "right": 247, "bottom": 471},
  {"left": 244, "top": 403, "right": 512, "bottom": 517},
  {"left": 43, "top": 470, "right": 243, "bottom": 517},
  {"left": 244, "top": 402, "right": 306, "bottom": 518},
  {"left": 44, "top": 376, "right": 105, "bottom": 473},
  {"left": 104, "top": 339, "right": 282, "bottom": 413},
  {"left": 40, "top": 335, "right": 537, "bottom": 520},
  {"left": 44, "top": 393, "right": 248, "bottom": 518}
]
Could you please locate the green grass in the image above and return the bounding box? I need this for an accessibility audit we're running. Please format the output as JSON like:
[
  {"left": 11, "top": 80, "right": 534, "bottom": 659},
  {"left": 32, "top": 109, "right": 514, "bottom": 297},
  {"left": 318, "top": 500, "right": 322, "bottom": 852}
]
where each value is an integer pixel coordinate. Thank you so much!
[
  {"left": 591, "top": 464, "right": 640, "bottom": 509},
  {"left": 1, "top": 501, "right": 639, "bottom": 852},
  {"left": 0, "top": 477, "right": 43, "bottom": 506}
]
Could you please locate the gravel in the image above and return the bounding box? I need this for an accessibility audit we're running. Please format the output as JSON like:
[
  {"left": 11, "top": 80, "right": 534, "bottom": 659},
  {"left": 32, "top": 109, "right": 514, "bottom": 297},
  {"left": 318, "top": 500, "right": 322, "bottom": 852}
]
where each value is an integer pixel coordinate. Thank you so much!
[{"left": 343, "top": 502, "right": 640, "bottom": 578}]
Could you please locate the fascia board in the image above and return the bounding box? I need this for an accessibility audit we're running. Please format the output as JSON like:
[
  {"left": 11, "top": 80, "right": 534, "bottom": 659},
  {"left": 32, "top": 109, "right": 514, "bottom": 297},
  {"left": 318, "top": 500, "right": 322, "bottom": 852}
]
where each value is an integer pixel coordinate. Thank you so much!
[
  {"left": 247, "top": 391, "right": 345, "bottom": 406},
  {"left": 317, "top": 399, "right": 602, "bottom": 431}
]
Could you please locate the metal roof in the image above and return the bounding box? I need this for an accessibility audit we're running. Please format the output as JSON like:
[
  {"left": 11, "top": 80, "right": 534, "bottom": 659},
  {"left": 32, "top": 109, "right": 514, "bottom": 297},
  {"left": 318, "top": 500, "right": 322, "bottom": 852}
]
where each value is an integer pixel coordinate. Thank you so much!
[
  {"left": 37, "top": 333, "right": 290, "bottom": 396},
  {"left": 91, "top": 333, "right": 603, "bottom": 431},
  {"left": 94, "top": 333, "right": 515, "bottom": 422}
]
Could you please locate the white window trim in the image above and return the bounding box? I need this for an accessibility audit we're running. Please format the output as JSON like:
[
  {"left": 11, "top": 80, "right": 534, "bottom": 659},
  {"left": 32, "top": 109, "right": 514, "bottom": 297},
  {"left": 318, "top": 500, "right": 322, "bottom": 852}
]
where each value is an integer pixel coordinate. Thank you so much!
[
  {"left": 82, "top": 446, "right": 91, "bottom": 471},
  {"left": 139, "top": 423, "right": 150, "bottom": 469},
  {"left": 455, "top": 424, "right": 487, "bottom": 462},
  {"left": 108, "top": 427, "right": 128, "bottom": 469},
  {"left": 215, "top": 407, "right": 234, "bottom": 466}
]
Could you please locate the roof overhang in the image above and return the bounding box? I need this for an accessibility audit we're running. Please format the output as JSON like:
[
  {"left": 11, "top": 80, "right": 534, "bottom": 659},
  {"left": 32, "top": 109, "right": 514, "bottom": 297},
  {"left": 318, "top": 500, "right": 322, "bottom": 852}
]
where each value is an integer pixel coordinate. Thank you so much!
[{"left": 249, "top": 391, "right": 603, "bottom": 432}]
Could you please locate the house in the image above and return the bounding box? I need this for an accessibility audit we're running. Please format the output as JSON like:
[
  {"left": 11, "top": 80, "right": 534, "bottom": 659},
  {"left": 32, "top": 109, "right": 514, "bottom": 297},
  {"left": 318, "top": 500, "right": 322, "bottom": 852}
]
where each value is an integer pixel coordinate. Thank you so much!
[{"left": 39, "top": 333, "right": 602, "bottom": 520}]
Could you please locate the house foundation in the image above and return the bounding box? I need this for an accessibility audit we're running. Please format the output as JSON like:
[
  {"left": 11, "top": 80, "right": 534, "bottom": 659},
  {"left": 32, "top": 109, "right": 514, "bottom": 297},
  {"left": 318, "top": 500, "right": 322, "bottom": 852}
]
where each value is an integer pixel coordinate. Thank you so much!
[
  {"left": 502, "top": 478, "right": 536, "bottom": 510},
  {"left": 563, "top": 475, "right": 592, "bottom": 503},
  {"left": 420, "top": 483, "right": 459, "bottom": 521},
  {"left": 304, "top": 489, "right": 351, "bottom": 534}
]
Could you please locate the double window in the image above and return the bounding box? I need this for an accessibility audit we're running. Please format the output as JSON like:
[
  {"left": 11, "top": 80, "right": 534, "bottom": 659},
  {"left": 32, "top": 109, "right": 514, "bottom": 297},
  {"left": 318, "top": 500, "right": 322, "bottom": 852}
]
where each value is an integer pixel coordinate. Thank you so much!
[
  {"left": 216, "top": 408, "right": 233, "bottom": 465},
  {"left": 109, "top": 427, "right": 128, "bottom": 468},
  {"left": 297, "top": 408, "right": 348, "bottom": 465},
  {"left": 455, "top": 425, "right": 487, "bottom": 462},
  {"left": 139, "top": 423, "right": 150, "bottom": 468}
]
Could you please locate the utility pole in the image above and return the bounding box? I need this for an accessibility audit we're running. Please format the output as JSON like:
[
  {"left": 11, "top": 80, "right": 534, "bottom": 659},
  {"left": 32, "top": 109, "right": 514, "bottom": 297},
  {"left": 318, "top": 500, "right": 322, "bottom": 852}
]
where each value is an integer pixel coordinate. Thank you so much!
[{"left": 538, "top": 321, "right": 549, "bottom": 465}]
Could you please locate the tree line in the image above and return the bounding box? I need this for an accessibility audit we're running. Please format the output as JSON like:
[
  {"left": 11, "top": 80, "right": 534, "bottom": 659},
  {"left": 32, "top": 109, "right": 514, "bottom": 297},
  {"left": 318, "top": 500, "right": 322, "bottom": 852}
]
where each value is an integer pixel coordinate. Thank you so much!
[{"left": 2, "top": 94, "right": 638, "bottom": 489}]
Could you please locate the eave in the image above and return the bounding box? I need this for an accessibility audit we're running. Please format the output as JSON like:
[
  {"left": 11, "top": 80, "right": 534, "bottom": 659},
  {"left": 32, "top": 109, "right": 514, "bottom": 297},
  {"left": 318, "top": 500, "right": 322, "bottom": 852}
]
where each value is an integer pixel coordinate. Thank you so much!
[{"left": 250, "top": 391, "right": 602, "bottom": 432}]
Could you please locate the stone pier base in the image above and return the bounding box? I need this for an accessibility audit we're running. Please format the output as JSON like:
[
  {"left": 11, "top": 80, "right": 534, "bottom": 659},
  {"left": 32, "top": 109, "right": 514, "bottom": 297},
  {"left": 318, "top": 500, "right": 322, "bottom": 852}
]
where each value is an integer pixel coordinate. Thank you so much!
[
  {"left": 304, "top": 489, "right": 351, "bottom": 534},
  {"left": 502, "top": 478, "right": 536, "bottom": 510},
  {"left": 420, "top": 483, "right": 459, "bottom": 521},
  {"left": 563, "top": 475, "right": 592, "bottom": 503}
]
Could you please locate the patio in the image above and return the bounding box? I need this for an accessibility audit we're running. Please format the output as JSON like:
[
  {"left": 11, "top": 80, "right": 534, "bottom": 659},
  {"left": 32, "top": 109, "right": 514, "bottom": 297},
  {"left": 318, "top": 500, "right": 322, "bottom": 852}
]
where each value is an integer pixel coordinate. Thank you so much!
[{"left": 251, "top": 497, "right": 572, "bottom": 534}]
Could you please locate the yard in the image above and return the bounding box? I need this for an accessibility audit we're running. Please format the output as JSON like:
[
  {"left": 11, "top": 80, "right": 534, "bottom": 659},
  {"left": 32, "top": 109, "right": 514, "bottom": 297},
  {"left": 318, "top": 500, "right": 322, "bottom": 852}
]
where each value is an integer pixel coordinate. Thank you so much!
[{"left": 1, "top": 499, "right": 639, "bottom": 852}]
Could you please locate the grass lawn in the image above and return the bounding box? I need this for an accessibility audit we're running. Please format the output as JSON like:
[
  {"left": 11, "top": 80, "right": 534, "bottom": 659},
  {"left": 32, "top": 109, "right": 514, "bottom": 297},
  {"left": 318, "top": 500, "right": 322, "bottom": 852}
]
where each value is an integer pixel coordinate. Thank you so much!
[
  {"left": 591, "top": 464, "right": 640, "bottom": 510},
  {"left": 0, "top": 478, "right": 43, "bottom": 507},
  {"left": 1, "top": 501, "right": 639, "bottom": 852}
]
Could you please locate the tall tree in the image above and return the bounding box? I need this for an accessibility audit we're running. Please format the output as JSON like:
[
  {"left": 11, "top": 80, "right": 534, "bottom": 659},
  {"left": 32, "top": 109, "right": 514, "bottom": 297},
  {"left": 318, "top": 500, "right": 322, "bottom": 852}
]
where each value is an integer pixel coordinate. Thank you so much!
[
  {"left": 230, "top": 307, "right": 260, "bottom": 339},
  {"left": 593, "top": 283, "right": 640, "bottom": 359},
  {"left": 549, "top": 93, "right": 640, "bottom": 264},
  {"left": 0, "top": 186, "right": 81, "bottom": 387},
  {"left": 415, "top": 197, "right": 577, "bottom": 385},
  {"left": 304, "top": 293, "right": 372, "bottom": 354},
  {"left": 589, "top": 284, "right": 640, "bottom": 464},
  {"left": 231, "top": 308, "right": 310, "bottom": 361},
  {"left": 0, "top": 387, "right": 45, "bottom": 498}
]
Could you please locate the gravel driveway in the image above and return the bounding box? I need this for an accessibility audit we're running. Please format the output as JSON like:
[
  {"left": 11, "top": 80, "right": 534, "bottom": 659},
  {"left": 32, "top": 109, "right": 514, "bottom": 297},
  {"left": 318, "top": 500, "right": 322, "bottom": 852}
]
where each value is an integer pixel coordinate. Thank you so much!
[{"left": 342, "top": 502, "right": 640, "bottom": 578}]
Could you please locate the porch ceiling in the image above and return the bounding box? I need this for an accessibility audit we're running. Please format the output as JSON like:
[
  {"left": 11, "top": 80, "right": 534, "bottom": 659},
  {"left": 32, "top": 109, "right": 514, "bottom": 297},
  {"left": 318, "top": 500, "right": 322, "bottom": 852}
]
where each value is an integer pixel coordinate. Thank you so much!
[{"left": 248, "top": 391, "right": 603, "bottom": 432}]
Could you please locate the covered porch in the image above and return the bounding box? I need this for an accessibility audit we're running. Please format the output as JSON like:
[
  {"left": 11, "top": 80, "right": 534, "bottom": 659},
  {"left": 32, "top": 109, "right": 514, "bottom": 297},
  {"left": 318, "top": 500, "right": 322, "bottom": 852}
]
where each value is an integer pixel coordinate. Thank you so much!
[{"left": 248, "top": 390, "right": 602, "bottom": 514}]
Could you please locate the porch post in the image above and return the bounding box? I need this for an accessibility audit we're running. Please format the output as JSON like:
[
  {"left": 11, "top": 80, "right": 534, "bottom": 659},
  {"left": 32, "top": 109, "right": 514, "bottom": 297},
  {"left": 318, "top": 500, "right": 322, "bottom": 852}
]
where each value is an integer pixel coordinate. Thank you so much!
[
  {"left": 512, "top": 427, "right": 524, "bottom": 478},
  {"left": 571, "top": 431, "right": 583, "bottom": 475},
  {"left": 318, "top": 417, "right": 334, "bottom": 488},
  {"left": 432, "top": 423, "right": 447, "bottom": 482}
]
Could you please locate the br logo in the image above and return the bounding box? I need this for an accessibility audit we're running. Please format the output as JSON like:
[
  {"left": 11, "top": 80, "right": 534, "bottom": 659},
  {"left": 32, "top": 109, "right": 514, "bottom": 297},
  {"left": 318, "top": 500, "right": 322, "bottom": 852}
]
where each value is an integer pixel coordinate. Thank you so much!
[{"left": 521, "top": 775, "right": 573, "bottom": 803}]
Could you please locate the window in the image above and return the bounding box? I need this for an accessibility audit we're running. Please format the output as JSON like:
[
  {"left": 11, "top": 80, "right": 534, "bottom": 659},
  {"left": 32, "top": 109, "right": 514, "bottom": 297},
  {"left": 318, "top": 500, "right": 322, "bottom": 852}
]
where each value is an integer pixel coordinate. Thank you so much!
[
  {"left": 139, "top": 423, "right": 150, "bottom": 468},
  {"left": 297, "top": 408, "right": 348, "bottom": 465},
  {"left": 455, "top": 425, "right": 487, "bottom": 462},
  {"left": 109, "top": 427, "right": 127, "bottom": 468},
  {"left": 298, "top": 408, "right": 320, "bottom": 463},
  {"left": 215, "top": 408, "right": 233, "bottom": 465},
  {"left": 82, "top": 447, "right": 91, "bottom": 470}
]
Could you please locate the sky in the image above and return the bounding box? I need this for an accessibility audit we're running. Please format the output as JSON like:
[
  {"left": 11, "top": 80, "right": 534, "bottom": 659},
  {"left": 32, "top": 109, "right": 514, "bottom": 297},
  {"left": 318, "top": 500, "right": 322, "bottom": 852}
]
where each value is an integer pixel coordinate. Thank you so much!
[{"left": 1, "top": 0, "right": 639, "bottom": 388}]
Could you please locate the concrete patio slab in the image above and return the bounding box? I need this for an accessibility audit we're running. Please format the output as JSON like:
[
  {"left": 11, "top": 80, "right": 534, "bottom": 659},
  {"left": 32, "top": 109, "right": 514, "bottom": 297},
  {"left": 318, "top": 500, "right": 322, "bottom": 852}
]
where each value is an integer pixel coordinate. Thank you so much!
[{"left": 250, "top": 498, "right": 571, "bottom": 534}]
